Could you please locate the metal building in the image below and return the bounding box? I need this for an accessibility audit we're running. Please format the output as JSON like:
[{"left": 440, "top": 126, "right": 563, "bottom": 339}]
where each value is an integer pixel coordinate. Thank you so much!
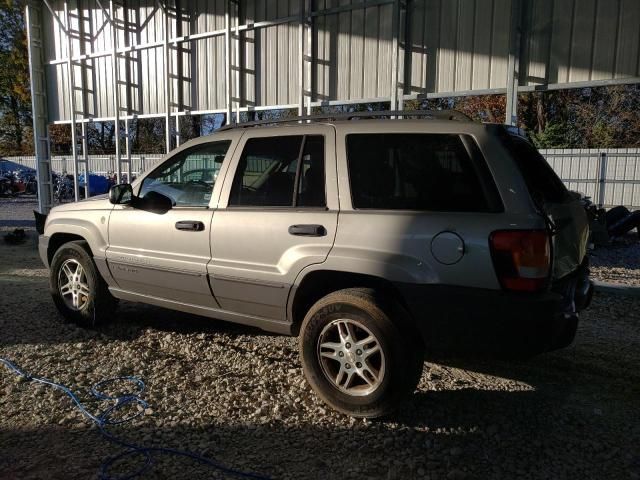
[{"left": 26, "top": 0, "right": 640, "bottom": 213}]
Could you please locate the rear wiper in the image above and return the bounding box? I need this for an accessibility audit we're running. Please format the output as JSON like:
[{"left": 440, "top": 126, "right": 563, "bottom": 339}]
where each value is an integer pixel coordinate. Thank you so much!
[{"left": 531, "top": 192, "right": 557, "bottom": 236}]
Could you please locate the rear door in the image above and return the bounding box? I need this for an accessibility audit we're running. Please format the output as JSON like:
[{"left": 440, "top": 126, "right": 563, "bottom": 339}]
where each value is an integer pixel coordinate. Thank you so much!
[
  {"left": 497, "top": 129, "right": 589, "bottom": 279},
  {"left": 334, "top": 127, "right": 505, "bottom": 290},
  {"left": 209, "top": 125, "right": 338, "bottom": 321}
]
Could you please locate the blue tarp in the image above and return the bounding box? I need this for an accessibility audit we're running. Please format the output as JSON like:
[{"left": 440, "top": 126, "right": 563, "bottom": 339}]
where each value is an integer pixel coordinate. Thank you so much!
[
  {"left": 79, "top": 174, "right": 111, "bottom": 196},
  {"left": 0, "top": 159, "right": 35, "bottom": 173}
]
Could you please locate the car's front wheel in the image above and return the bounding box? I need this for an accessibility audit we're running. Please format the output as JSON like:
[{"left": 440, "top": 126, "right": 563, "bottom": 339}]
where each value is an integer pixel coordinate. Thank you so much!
[
  {"left": 299, "top": 288, "right": 424, "bottom": 418},
  {"left": 50, "top": 240, "right": 117, "bottom": 327}
]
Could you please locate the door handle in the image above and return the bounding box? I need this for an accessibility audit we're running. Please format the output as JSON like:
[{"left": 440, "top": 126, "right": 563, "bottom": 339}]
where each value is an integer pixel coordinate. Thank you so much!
[
  {"left": 175, "top": 220, "right": 205, "bottom": 232},
  {"left": 288, "top": 224, "right": 326, "bottom": 237}
]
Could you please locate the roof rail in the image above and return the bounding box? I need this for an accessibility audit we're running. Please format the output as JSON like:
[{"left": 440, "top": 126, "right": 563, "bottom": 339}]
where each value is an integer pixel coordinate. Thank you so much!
[{"left": 216, "top": 109, "right": 472, "bottom": 131}]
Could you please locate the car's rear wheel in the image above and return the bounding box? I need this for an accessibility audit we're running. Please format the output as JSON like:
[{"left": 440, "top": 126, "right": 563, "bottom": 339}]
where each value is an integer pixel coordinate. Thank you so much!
[
  {"left": 299, "top": 288, "right": 424, "bottom": 418},
  {"left": 50, "top": 240, "right": 117, "bottom": 327}
]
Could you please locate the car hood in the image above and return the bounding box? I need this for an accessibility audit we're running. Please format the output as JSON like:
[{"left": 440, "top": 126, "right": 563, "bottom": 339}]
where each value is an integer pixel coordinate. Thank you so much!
[{"left": 49, "top": 194, "right": 112, "bottom": 213}]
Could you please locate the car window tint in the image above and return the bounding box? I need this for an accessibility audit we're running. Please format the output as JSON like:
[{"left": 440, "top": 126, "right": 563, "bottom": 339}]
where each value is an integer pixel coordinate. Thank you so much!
[
  {"left": 346, "top": 133, "right": 493, "bottom": 212},
  {"left": 498, "top": 129, "right": 567, "bottom": 204},
  {"left": 296, "top": 135, "right": 326, "bottom": 207},
  {"left": 140, "top": 141, "right": 231, "bottom": 206},
  {"left": 229, "top": 135, "right": 325, "bottom": 208}
]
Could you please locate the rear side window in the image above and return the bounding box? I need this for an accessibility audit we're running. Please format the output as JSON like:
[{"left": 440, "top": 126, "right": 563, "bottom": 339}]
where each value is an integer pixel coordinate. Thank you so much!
[
  {"left": 498, "top": 130, "right": 567, "bottom": 203},
  {"left": 229, "top": 135, "right": 325, "bottom": 207},
  {"left": 346, "top": 133, "right": 499, "bottom": 212}
]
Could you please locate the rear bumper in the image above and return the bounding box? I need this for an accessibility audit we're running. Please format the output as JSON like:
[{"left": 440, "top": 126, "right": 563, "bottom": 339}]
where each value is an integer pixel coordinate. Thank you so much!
[{"left": 396, "top": 262, "right": 593, "bottom": 357}]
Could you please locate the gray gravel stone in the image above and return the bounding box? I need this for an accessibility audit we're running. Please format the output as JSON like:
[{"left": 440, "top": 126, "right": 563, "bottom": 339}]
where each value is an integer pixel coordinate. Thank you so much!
[
  {"left": 1, "top": 197, "right": 639, "bottom": 480},
  {"left": 590, "top": 234, "right": 640, "bottom": 286}
]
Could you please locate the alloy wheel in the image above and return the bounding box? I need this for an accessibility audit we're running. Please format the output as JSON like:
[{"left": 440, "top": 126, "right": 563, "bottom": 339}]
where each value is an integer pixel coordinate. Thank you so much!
[
  {"left": 317, "top": 319, "right": 386, "bottom": 396},
  {"left": 58, "top": 259, "right": 91, "bottom": 311}
]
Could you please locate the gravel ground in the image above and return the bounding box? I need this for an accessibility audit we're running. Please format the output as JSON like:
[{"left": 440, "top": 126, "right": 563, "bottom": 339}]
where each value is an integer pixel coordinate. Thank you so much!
[
  {"left": 1, "top": 197, "right": 639, "bottom": 480},
  {"left": 590, "top": 234, "right": 640, "bottom": 286},
  {"left": 0, "top": 195, "right": 39, "bottom": 226}
]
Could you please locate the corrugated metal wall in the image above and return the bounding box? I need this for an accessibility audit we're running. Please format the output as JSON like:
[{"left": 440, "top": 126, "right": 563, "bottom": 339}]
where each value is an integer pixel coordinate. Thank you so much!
[
  {"left": 40, "top": 0, "right": 640, "bottom": 123},
  {"left": 405, "top": 0, "right": 640, "bottom": 95},
  {"left": 313, "top": 0, "right": 395, "bottom": 102},
  {"left": 404, "top": 0, "right": 514, "bottom": 95},
  {"left": 524, "top": 0, "right": 640, "bottom": 86}
]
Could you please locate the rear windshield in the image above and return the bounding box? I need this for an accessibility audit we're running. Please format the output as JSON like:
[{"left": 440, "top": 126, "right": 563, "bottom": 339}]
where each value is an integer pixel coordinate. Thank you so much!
[
  {"left": 346, "top": 133, "right": 501, "bottom": 212},
  {"left": 498, "top": 129, "right": 567, "bottom": 203}
]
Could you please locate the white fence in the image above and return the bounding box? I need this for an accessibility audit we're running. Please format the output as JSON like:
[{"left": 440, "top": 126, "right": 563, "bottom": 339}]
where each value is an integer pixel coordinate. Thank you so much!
[
  {"left": 3, "top": 155, "right": 164, "bottom": 179},
  {"left": 540, "top": 148, "right": 640, "bottom": 209},
  {"left": 5, "top": 148, "right": 640, "bottom": 209}
]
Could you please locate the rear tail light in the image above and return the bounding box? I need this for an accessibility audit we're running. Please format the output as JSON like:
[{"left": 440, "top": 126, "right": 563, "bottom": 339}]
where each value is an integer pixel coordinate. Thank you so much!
[{"left": 489, "top": 230, "right": 551, "bottom": 292}]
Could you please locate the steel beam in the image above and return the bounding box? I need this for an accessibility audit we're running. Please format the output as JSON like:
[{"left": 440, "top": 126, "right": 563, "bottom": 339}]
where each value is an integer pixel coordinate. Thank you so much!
[
  {"left": 26, "top": 1, "right": 54, "bottom": 213},
  {"left": 63, "top": 0, "right": 80, "bottom": 202},
  {"left": 107, "top": 0, "right": 122, "bottom": 182},
  {"left": 225, "top": 0, "right": 233, "bottom": 125},
  {"left": 125, "top": 117, "right": 132, "bottom": 182},
  {"left": 390, "top": 0, "right": 400, "bottom": 115},
  {"left": 298, "top": 0, "right": 305, "bottom": 117},
  {"left": 505, "top": 0, "right": 524, "bottom": 126},
  {"left": 160, "top": 0, "right": 171, "bottom": 153},
  {"left": 305, "top": 0, "right": 312, "bottom": 116},
  {"left": 174, "top": 115, "right": 180, "bottom": 148},
  {"left": 80, "top": 121, "right": 88, "bottom": 198},
  {"left": 234, "top": 1, "right": 240, "bottom": 122}
]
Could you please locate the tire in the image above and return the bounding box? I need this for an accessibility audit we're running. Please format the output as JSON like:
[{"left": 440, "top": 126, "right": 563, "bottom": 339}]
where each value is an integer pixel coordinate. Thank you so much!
[
  {"left": 608, "top": 210, "right": 640, "bottom": 238},
  {"left": 50, "top": 240, "right": 117, "bottom": 327},
  {"left": 605, "top": 205, "right": 630, "bottom": 228},
  {"left": 299, "top": 288, "right": 424, "bottom": 418},
  {"left": 0, "top": 182, "right": 11, "bottom": 196}
]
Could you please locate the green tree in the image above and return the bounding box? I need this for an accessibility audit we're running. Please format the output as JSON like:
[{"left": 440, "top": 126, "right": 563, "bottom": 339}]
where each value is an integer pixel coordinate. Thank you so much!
[
  {"left": 530, "top": 122, "right": 571, "bottom": 149},
  {"left": 0, "top": 0, "right": 32, "bottom": 155}
]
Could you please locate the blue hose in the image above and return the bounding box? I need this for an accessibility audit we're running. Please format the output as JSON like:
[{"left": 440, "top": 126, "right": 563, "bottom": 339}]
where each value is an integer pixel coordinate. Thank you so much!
[{"left": 1, "top": 358, "right": 271, "bottom": 480}]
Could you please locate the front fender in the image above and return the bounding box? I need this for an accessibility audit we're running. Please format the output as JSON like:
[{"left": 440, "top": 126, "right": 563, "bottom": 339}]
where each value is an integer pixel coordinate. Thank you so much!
[{"left": 45, "top": 214, "right": 110, "bottom": 261}]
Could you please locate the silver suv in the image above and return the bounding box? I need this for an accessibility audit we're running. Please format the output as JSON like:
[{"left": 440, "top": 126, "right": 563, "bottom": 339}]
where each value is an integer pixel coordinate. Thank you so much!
[{"left": 38, "top": 111, "right": 593, "bottom": 417}]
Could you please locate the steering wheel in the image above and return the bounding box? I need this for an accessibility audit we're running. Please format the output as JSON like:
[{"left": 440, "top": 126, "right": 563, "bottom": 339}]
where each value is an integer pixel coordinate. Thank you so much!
[{"left": 185, "top": 179, "right": 209, "bottom": 188}]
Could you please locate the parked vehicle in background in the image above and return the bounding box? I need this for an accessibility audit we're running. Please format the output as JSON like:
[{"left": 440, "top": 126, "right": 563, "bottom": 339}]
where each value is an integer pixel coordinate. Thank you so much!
[
  {"left": 0, "top": 163, "right": 37, "bottom": 197},
  {"left": 37, "top": 111, "right": 593, "bottom": 417}
]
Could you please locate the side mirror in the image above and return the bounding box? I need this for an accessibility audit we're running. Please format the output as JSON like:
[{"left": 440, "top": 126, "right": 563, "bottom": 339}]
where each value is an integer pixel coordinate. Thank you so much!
[
  {"left": 109, "top": 183, "right": 133, "bottom": 205},
  {"left": 139, "top": 191, "right": 173, "bottom": 213}
]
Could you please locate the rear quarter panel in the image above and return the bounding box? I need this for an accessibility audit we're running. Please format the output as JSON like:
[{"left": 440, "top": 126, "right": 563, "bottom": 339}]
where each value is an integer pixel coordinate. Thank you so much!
[{"left": 327, "top": 121, "right": 544, "bottom": 289}]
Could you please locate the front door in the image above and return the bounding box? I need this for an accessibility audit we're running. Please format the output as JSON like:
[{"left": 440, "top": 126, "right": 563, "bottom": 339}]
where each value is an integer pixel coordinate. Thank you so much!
[
  {"left": 209, "top": 125, "right": 338, "bottom": 321},
  {"left": 106, "top": 138, "right": 236, "bottom": 307}
]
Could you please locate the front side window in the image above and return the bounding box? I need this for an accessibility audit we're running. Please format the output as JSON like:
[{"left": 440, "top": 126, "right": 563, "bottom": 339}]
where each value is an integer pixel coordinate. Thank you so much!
[
  {"left": 346, "top": 133, "right": 497, "bottom": 212},
  {"left": 139, "top": 141, "right": 231, "bottom": 206},
  {"left": 229, "top": 135, "right": 325, "bottom": 207}
]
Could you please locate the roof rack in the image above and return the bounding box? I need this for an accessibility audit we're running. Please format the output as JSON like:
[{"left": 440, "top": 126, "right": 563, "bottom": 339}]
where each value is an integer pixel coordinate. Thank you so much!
[{"left": 217, "top": 109, "right": 472, "bottom": 131}]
